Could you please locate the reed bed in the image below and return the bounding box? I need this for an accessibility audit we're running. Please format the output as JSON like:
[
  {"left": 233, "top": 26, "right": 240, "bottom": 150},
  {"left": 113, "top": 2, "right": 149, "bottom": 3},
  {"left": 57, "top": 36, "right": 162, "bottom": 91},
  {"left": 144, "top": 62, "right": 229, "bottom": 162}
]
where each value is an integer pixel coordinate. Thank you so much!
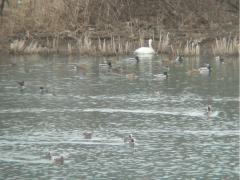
[
  {"left": 157, "top": 32, "right": 170, "bottom": 54},
  {"left": 212, "top": 36, "right": 239, "bottom": 56},
  {"left": 183, "top": 41, "right": 200, "bottom": 56},
  {"left": 9, "top": 39, "right": 58, "bottom": 54},
  {"left": 171, "top": 40, "right": 200, "bottom": 56},
  {"left": 9, "top": 34, "right": 238, "bottom": 57}
]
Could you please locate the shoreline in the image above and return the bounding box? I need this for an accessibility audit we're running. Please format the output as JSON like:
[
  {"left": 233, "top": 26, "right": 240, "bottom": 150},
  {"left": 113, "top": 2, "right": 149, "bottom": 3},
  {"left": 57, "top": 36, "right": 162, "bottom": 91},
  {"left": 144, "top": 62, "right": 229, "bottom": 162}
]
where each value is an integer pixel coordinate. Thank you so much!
[{"left": 0, "top": 29, "right": 239, "bottom": 57}]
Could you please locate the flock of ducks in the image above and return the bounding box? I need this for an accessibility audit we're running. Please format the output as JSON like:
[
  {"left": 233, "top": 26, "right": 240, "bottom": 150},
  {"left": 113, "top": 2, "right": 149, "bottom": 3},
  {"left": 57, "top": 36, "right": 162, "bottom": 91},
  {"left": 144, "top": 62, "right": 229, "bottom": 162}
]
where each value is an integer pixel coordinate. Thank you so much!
[
  {"left": 16, "top": 39, "right": 221, "bottom": 166},
  {"left": 42, "top": 132, "right": 135, "bottom": 165},
  {"left": 42, "top": 151, "right": 64, "bottom": 165},
  {"left": 16, "top": 80, "right": 49, "bottom": 94}
]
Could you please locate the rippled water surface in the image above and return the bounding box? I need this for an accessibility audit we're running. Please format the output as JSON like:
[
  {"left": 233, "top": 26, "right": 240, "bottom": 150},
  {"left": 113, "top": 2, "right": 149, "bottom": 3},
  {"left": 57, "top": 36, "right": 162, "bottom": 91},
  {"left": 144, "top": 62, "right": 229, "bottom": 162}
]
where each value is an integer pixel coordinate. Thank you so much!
[{"left": 0, "top": 54, "right": 239, "bottom": 179}]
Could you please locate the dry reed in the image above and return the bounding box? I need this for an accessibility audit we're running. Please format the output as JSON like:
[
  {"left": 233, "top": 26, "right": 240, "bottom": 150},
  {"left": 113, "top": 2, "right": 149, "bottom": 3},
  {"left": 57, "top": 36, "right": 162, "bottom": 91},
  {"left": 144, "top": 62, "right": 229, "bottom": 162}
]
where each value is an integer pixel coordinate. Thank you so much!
[{"left": 212, "top": 36, "right": 239, "bottom": 56}]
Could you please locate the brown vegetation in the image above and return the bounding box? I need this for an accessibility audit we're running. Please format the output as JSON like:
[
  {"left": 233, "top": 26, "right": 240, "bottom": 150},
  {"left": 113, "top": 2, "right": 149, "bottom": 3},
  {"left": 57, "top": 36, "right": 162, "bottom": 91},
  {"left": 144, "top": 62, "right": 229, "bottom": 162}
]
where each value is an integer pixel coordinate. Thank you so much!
[{"left": 1, "top": 0, "right": 239, "bottom": 55}]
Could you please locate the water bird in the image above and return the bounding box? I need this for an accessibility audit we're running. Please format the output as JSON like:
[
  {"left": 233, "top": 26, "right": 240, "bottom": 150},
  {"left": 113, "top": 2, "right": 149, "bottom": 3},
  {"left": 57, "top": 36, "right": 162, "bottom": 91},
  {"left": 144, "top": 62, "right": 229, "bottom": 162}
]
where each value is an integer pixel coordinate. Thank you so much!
[
  {"left": 17, "top": 81, "right": 24, "bottom": 86},
  {"left": 54, "top": 156, "right": 64, "bottom": 165},
  {"left": 134, "top": 39, "right": 155, "bottom": 54},
  {"left": 175, "top": 55, "right": 184, "bottom": 63},
  {"left": 199, "top": 64, "right": 212, "bottom": 74},
  {"left": 99, "top": 60, "right": 112, "bottom": 69},
  {"left": 123, "top": 56, "right": 139, "bottom": 64},
  {"left": 72, "top": 64, "right": 88, "bottom": 71},
  {"left": 207, "top": 105, "right": 212, "bottom": 119},
  {"left": 207, "top": 105, "right": 212, "bottom": 113},
  {"left": 17, "top": 81, "right": 25, "bottom": 90},
  {"left": 186, "top": 68, "right": 200, "bottom": 75},
  {"left": 153, "top": 71, "right": 168, "bottom": 80},
  {"left": 187, "top": 64, "right": 212, "bottom": 75},
  {"left": 107, "top": 60, "right": 112, "bottom": 68},
  {"left": 124, "top": 134, "right": 135, "bottom": 146},
  {"left": 162, "top": 65, "right": 170, "bottom": 72},
  {"left": 215, "top": 56, "right": 224, "bottom": 63},
  {"left": 126, "top": 73, "right": 138, "bottom": 80},
  {"left": 83, "top": 131, "right": 93, "bottom": 139},
  {"left": 43, "top": 151, "right": 52, "bottom": 160},
  {"left": 39, "top": 86, "right": 48, "bottom": 94}
]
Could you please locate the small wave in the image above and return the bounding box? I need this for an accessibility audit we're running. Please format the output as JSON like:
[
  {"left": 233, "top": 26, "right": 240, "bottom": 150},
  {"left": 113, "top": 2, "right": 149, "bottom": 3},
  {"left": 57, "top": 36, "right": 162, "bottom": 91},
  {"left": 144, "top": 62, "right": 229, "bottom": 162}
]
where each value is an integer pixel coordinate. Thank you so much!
[
  {"left": 0, "top": 139, "right": 124, "bottom": 146},
  {"left": 0, "top": 107, "right": 212, "bottom": 117}
]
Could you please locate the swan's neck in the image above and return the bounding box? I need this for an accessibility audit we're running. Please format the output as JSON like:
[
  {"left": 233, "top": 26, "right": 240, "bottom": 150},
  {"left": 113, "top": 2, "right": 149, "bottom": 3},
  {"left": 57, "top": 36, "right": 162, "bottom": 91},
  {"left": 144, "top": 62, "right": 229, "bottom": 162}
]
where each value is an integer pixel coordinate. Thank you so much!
[{"left": 148, "top": 40, "right": 152, "bottom": 48}]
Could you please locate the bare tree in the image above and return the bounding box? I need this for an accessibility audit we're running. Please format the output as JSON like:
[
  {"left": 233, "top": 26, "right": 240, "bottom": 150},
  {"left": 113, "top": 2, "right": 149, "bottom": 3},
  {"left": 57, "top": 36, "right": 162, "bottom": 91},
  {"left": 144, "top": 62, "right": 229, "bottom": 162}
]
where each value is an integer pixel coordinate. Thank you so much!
[{"left": 0, "top": 0, "right": 9, "bottom": 16}]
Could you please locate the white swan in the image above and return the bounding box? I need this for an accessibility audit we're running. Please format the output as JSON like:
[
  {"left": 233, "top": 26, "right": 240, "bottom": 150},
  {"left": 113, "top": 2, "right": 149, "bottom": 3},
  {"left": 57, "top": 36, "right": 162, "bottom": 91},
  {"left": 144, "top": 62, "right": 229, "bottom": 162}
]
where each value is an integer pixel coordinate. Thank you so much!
[{"left": 134, "top": 39, "right": 155, "bottom": 54}]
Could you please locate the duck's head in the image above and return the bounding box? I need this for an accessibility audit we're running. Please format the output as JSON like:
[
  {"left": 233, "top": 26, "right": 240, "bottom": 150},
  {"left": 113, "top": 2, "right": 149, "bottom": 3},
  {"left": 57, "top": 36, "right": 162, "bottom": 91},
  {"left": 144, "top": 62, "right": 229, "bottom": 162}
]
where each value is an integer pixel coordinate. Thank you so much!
[
  {"left": 163, "top": 71, "right": 168, "bottom": 77},
  {"left": 207, "top": 64, "right": 212, "bottom": 71},
  {"left": 135, "top": 56, "right": 139, "bottom": 63},
  {"left": 208, "top": 105, "right": 212, "bottom": 112}
]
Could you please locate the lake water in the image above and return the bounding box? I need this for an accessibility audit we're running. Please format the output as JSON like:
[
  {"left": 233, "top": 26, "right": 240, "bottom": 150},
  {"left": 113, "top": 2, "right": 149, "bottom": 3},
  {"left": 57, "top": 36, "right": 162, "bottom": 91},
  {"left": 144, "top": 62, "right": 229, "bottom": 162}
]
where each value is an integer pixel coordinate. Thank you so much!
[{"left": 0, "top": 53, "right": 239, "bottom": 179}]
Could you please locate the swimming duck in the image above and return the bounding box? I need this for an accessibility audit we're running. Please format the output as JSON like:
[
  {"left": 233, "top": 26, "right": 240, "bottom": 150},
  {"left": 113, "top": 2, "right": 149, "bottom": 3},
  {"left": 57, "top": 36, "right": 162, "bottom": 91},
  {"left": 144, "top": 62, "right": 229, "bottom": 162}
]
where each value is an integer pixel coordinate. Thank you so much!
[
  {"left": 207, "top": 105, "right": 212, "bottom": 119},
  {"left": 215, "top": 56, "right": 224, "bottom": 63},
  {"left": 72, "top": 64, "right": 88, "bottom": 71},
  {"left": 40, "top": 86, "right": 48, "bottom": 94},
  {"left": 83, "top": 131, "right": 93, "bottom": 139},
  {"left": 126, "top": 73, "right": 138, "bottom": 80},
  {"left": 199, "top": 64, "right": 212, "bottom": 74},
  {"left": 162, "top": 66, "right": 170, "bottom": 72},
  {"left": 175, "top": 55, "right": 184, "bottom": 63},
  {"left": 43, "top": 151, "right": 52, "bottom": 160},
  {"left": 123, "top": 56, "right": 139, "bottom": 65},
  {"left": 207, "top": 105, "right": 212, "bottom": 113},
  {"left": 153, "top": 71, "right": 168, "bottom": 80},
  {"left": 54, "top": 156, "right": 64, "bottom": 165},
  {"left": 17, "top": 81, "right": 25, "bottom": 90},
  {"left": 99, "top": 60, "right": 112, "bottom": 69},
  {"left": 127, "top": 134, "right": 135, "bottom": 146}
]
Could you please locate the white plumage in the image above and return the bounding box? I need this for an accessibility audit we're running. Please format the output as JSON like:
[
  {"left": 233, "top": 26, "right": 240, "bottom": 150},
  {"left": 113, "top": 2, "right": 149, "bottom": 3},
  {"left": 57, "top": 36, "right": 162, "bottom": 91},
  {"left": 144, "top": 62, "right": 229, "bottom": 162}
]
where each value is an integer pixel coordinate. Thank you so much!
[{"left": 134, "top": 39, "right": 155, "bottom": 54}]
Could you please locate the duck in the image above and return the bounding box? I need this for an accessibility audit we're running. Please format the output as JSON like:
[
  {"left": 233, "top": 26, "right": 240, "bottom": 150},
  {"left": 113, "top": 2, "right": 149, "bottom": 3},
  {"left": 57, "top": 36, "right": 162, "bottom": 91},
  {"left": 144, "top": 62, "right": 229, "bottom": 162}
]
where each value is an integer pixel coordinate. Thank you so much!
[
  {"left": 83, "top": 131, "right": 93, "bottom": 139},
  {"left": 17, "top": 81, "right": 25, "bottom": 90},
  {"left": 215, "top": 56, "right": 224, "bottom": 64},
  {"left": 128, "top": 134, "right": 135, "bottom": 146},
  {"left": 162, "top": 65, "right": 170, "bottom": 72},
  {"left": 40, "top": 86, "right": 48, "bottom": 94},
  {"left": 175, "top": 55, "right": 184, "bottom": 63},
  {"left": 127, "top": 56, "right": 140, "bottom": 63},
  {"left": 72, "top": 64, "right": 88, "bottom": 71},
  {"left": 54, "top": 156, "right": 64, "bottom": 165},
  {"left": 43, "top": 151, "right": 52, "bottom": 160},
  {"left": 124, "top": 134, "right": 135, "bottom": 146},
  {"left": 99, "top": 60, "right": 112, "bottom": 69},
  {"left": 199, "top": 64, "right": 212, "bottom": 74},
  {"left": 153, "top": 71, "right": 168, "bottom": 80},
  {"left": 126, "top": 73, "right": 138, "bottom": 80},
  {"left": 186, "top": 68, "right": 200, "bottom": 75},
  {"left": 207, "top": 105, "right": 212, "bottom": 113},
  {"left": 207, "top": 105, "right": 212, "bottom": 119},
  {"left": 134, "top": 39, "right": 155, "bottom": 54}
]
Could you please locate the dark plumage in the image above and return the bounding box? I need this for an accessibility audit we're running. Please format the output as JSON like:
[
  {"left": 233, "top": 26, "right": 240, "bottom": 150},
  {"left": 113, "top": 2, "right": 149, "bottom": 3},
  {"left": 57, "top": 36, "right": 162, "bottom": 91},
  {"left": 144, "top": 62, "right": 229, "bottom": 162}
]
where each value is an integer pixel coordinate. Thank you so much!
[
  {"left": 17, "top": 81, "right": 24, "bottom": 87},
  {"left": 135, "top": 56, "right": 139, "bottom": 63}
]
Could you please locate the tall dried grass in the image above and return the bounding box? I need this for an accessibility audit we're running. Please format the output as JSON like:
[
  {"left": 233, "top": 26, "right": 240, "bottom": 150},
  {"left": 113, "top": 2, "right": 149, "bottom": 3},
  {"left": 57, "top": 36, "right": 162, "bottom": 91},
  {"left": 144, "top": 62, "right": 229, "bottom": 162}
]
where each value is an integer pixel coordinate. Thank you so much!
[
  {"left": 171, "top": 40, "right": 200, "bottom": 56},
  {"left": 212, "top": 36, "right": 239, "bottom": 56},
  {"left": 157, "top": 32, "right": 170, "bottom": 53}
]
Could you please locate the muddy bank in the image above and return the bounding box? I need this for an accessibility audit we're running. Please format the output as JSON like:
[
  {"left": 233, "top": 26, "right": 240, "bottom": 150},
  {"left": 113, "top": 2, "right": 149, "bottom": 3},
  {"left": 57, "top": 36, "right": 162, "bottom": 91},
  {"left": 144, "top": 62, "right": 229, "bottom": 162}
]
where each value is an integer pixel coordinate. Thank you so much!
[{"left": 0, "top": 0, "right": 238, "bottom": 56}]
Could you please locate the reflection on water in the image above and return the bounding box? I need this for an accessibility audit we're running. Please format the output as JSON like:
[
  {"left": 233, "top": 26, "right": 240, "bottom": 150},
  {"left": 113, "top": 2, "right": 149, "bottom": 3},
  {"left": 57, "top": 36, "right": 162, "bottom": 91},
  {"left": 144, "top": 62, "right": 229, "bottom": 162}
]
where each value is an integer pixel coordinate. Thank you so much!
[{"left": 0, "top": 53, "right": 239, "bottom": 179}]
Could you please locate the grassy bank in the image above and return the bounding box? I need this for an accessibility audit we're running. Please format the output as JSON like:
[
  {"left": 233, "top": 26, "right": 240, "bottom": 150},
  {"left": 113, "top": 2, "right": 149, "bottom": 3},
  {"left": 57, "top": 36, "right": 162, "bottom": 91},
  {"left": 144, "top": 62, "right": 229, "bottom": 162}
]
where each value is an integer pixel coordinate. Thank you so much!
[{"left": 0, "top": 0, "right": 239, "bottom": 56}]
